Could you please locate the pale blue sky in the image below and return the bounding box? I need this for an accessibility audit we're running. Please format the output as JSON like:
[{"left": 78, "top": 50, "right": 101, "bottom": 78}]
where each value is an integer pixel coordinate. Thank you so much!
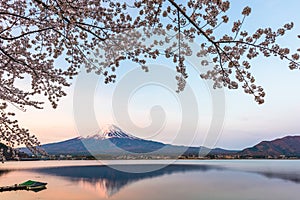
[{"left": 13, "top": 0, "right": 300, "bottom": 150}]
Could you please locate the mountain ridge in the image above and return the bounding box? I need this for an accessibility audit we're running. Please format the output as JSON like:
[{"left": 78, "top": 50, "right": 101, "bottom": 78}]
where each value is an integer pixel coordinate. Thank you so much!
[
  {"left": 18, "top": 125, "right": 300, "bottom": 158},
  {"left": 19, "top": 124, "right": 235, "bottom": 157},
  {"left": 239, "top": 135, "right": 300, "bottom": 157}
]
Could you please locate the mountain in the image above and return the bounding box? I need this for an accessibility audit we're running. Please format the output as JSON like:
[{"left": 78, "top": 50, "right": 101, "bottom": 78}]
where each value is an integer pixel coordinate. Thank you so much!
[
  {"left": 18, "top": 130, "right": 300, "bottom": 158},
  {"left": 239, "top": 136, "right": 300, "bottom": 157},
  {"left": 81, "top": 124, "right": 168, "bottom": 155},
  {"left": 85, "top": 124, "right": 138, "bottom": 140},
  {"left": 19, "top": 124, "right": 235, "bottom": 157},
  {"left": 209, "top": 148, "right": 238, "bottom": 155}
]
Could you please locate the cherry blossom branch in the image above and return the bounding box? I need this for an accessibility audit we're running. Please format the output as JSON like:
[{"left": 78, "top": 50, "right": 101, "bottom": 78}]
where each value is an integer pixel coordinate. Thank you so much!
[
  {"left": 168, "top": 0, "right": 215, "bottom": 45},
  {"left": 0, "top": 12, "right": 32, "bottom": 21},
  {"left": 217, "top": 40, "right": 299, "bottom": 66},
  {"left": 0, "top": 46, "right": 39, "bottom": 77},
  {"left": 0, "top": 27, "right": 54, "bottom": 41}
]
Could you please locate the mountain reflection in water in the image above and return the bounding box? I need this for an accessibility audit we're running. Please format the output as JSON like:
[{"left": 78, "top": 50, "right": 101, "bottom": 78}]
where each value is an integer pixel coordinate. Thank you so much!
[
  {"left": 31, "top": 164, "right": 219, "bottom": 197},
  {"left": 1, "top": 161, "right": 300, "bottom": 200}
]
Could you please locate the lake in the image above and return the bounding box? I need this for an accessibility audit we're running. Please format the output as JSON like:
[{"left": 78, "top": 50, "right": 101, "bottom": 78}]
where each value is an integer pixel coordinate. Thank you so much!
[{"left": 0, "top": 160, "right": 299, "bottom": 200}]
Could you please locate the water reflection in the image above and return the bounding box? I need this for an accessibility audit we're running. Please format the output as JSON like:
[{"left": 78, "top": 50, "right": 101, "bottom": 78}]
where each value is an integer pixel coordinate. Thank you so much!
[
  {"left": 0, "top": 170, "right": 9, "bottom": 176},
  {"left": 31, "top": 164, "right": 220, "bottom": 197},
  {"left": 1, "top": 161, "right": 300, "bottom": 200},
  {"left": 28, "top": 163, "right": 300, "bottom": 197},
  {"left": 257, "top": 171, "right": 300, "bottom": 183},
  {"left": 29, "top": 187, "right": 47, "bottom": 193}
]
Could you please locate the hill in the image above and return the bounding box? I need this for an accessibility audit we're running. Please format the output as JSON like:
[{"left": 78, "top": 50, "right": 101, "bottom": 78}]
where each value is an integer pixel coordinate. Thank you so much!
[{"left": 239, "top": 136, "right": 300, "bottom": 158}]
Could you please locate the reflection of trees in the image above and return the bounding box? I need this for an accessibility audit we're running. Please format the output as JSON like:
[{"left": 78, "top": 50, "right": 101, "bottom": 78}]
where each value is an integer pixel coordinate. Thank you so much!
[
  {"left": 32, "top": 164, "right": 219, "bottom": 197},
  {"left": 257, "top": 172, "right": 300, "bottom": 184},
  {"left": 0, "top": 170, "right": 9, "bottom": 177}
]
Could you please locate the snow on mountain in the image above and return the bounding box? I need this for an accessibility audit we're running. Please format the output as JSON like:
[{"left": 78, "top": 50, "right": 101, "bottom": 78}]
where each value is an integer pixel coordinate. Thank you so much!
[{"left": 84, "top": 124, "right": 139, "bottom": 140}]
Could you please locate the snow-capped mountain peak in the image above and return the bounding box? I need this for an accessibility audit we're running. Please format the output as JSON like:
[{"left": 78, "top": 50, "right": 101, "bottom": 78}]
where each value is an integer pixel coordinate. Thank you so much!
[
  {"left": 85, "top": 124, "right": 138, "bottom": 140},
  {"left": 101, "top": 124, "right": 122, "bottom": 134}
]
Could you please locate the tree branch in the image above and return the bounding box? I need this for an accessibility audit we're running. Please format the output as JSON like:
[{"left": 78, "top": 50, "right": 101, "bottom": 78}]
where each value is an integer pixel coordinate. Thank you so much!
[
  {"left": 216, "top": 40, "right": 299, "bottom": 65},
  {"left": 168, "top": 0, "right": 215, "bottom": 45},
  {"left": 0, "top": 27, "right": 54, "bottom": 41}
]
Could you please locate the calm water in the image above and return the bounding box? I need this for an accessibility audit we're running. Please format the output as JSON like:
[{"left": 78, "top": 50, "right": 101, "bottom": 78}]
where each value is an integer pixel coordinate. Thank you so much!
[{"left": 0, "top": 160, "right": 299, "bottom": 200}]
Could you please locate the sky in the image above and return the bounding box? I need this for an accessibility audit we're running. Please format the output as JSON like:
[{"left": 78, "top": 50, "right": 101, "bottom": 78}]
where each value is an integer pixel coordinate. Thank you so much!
[{"left": 12, "top": 0, "right": 300, "bottom": 150}]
